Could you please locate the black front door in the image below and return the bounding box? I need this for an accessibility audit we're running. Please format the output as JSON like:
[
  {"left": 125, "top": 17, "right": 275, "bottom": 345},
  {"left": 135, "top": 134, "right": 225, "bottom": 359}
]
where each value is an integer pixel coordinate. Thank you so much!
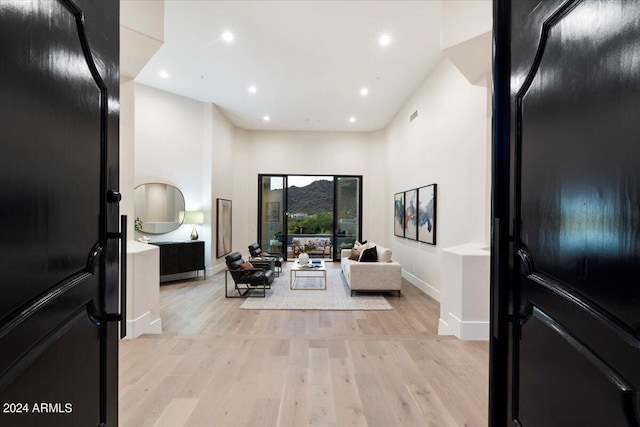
[
  {"left": 492, "top": 0, "right": 640, "bottom": 425},
  {"left": 0, "top": 1, "right": 120, "bottom": 426}
]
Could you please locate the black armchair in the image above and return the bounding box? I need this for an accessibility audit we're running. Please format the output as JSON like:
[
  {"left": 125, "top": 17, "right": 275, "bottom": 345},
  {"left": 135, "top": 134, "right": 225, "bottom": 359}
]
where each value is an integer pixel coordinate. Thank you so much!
[
  {"left": 248, "top": 243, "right": 283, "bottom": 276},
  {"left": 224, "top": 252, "right": 274, "bottom": 298}
]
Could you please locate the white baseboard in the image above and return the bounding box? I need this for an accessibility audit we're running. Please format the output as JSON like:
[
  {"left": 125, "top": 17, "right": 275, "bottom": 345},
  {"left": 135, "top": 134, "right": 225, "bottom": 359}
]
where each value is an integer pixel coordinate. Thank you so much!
[
  {"left": 402, "top": 270, "right": 440, "bottom": 302},
  {"left": 162, "top": 265, "right": 222, "bottom": 280},
  {"left": 438, "top": 318, "right": 451, "bottom": 335},
  {"left": 124, "top": 311, "right": 162, "bottom": 339},
  {"left": 209, "top": 263, "right": 226, "bottom": 276},
  {"left": 442, "top": 313, "right": 489, "bottom": 341}
]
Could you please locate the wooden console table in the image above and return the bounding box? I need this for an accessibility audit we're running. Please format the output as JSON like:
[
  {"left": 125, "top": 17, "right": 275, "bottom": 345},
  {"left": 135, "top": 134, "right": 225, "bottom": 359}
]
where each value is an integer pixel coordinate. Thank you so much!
[{"left": 150, "top": 241, "right": 205, "bottom": 279}]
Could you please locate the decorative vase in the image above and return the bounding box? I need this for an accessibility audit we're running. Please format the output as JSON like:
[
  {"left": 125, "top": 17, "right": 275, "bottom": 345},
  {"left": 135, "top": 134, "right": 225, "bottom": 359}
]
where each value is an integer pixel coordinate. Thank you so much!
[{"left": 298, "top": 253, "right": 309, "bottom": 265}]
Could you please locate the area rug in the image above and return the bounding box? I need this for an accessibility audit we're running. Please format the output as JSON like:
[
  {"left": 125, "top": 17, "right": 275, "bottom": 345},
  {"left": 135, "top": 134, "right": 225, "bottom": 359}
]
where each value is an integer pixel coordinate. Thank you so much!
[{"left": 239, "top": 267, "right": 393, "bottom": 310}]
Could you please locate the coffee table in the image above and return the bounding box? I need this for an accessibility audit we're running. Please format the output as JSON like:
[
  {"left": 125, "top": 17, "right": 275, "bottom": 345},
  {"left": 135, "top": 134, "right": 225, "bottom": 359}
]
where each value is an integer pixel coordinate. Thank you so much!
[{"left": 290, "top": 259, "right": 326, "bottom": 290}]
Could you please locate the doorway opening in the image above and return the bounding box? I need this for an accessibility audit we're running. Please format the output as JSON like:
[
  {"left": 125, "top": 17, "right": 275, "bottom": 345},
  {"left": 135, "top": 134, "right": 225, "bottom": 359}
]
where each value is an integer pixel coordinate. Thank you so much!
[
  {"left": 258, "top": 174, "right": 362, "bottom": 261},
  {"left": 287, "top": 175, "right": 333, "bottom": 259}
]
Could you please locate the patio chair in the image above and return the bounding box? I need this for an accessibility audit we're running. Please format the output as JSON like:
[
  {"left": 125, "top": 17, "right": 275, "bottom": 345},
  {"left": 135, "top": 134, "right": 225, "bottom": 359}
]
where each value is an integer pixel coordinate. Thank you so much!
[{"left": 224, "top": 252, "right": 275, "bottom": 298}]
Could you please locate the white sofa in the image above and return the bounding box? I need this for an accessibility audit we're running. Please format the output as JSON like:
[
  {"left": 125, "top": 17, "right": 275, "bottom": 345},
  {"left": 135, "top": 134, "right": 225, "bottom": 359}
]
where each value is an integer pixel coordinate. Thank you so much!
[{"left": 340, "top": 245, "right": 402, "bottom": 296}]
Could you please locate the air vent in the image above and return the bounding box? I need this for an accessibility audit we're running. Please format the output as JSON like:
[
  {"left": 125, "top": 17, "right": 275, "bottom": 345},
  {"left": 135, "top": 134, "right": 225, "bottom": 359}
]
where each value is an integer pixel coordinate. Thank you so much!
[{"left": 409, "top": 110, "right": 418, "bottom": 122}]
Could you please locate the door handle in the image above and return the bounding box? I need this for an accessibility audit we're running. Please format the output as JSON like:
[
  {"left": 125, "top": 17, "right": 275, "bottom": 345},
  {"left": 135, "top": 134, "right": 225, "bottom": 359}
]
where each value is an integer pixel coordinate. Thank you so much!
[
  {"left": 492, "top": 218, "right": 500, "bottom": 339},
  {"left": 106, "top": 215, "right": 127, "bottom": 338},
  {"left": 107, "top": 190, "right": 122, "bottom": 203}
]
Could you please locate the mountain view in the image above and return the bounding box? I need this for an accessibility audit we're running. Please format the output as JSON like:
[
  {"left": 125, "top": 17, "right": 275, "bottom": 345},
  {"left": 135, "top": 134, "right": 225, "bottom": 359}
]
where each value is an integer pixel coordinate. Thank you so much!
[
  {"left": 264, "top": 178, "right": 358, "bottom": 235},
  {"left": 287, "top": 179, "right": 334, "bottom": 214}
]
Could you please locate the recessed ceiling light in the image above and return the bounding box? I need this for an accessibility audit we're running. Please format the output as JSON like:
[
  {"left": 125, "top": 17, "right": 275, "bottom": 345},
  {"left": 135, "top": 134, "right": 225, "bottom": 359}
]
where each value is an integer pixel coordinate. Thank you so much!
[
  {"left": 379, "top": 33, "right": 391, "bottom": 47},
  {"left": 349, "top": 117, "right": 357, "bottom": 123},
  {"left": 159, "top": 70, "right": 169, "bottom": 79},
  {"left": 360, "top": 87, "right": 369, "bottom": 96},
  {"left": 248, "top": 85, "right": 257, "bottom": 94},
  {"left": 263, "top": 115, "right": 270, "bottom": 122},
  {"left": 222, "top": 31, "right": 234, "bottom": 43}
]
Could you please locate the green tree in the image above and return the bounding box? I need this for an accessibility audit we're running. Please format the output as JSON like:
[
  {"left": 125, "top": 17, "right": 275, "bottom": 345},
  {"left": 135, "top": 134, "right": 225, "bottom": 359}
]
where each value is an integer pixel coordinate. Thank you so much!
[{"left": 288, "top": 212, "right": 333, "bottom": 234}]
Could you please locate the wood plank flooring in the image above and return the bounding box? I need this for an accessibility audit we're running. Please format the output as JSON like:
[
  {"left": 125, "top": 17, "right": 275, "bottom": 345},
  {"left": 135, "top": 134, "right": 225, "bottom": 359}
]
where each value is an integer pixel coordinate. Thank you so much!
[{"left": 119, "top": 262, "right": 488, "bottom": 427}]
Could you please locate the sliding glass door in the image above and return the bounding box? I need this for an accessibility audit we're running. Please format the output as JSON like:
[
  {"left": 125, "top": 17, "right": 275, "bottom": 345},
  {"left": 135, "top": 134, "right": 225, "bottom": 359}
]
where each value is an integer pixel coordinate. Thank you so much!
[
  {"left": 258, "top": 174, "right": 362, "bottom": 261},
  {"left": 258, "top": 175, "right": 285, "bottom": 256},
  {"left": 334, "top": 176, "right": 361, "bottom": 260}
]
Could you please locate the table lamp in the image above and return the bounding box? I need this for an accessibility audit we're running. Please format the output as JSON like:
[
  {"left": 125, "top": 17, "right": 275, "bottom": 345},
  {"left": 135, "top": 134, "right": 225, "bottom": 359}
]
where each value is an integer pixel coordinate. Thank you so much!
[{"left": 183, "top": 210, "right": 204, "bottom": 240}]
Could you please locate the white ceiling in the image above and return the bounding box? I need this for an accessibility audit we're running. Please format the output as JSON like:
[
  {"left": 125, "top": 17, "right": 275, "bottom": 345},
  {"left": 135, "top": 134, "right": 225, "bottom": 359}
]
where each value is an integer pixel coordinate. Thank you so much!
[{"left": 135, "top": 0, "right": 444, "bottom": 132}]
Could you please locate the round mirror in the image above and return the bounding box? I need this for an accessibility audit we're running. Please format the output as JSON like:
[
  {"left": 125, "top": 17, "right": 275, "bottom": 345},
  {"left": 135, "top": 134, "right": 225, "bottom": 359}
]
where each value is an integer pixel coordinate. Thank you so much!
[{"left": 134, "top": 183, "right": 186, "bottom": 234}]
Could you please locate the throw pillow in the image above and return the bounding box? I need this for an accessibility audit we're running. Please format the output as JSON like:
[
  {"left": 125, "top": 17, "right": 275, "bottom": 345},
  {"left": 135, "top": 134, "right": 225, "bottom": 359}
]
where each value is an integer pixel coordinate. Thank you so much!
[
  {"left": 359, "top": 246, "right": 378, "bottom": 262},
  {"left": 377, "top": 246, "right": 393, "bottom": 263},
  {"left": 239, "top": 261, "right": 254, "bottom": 276},
  {"left": 350, "top": 241, "right": 369, "bottom": 260}
]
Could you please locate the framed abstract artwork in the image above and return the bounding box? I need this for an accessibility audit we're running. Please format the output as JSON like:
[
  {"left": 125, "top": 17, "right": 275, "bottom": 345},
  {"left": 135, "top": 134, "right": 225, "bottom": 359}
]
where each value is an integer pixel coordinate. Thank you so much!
[
  {"left": 394, "top": 192, "right": 404, "bottom": 237},
  {"left": 216, "top": 198, "right": 232, "bottom": 258},
  {"left": 404, "top": 189, "right": 418, "bottom": 240},
  {"left": 417, "top": 184, "right": 437, "bottom": 245}
]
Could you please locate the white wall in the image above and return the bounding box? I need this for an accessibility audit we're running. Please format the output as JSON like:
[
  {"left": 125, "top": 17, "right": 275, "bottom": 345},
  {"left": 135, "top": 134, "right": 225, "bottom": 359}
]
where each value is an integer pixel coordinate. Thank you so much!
[
  {"left": 134, "top": 84, "right": 211, "bottom": 264},
  {"left": 209, "top": 104, "right": 236, "bottom": 273},
  {"left": 440, "top": 0, "right": 492, "bottom": 51},
  {"left": 134, "top": 83, "right": 242, "bottom": 274},
  {"left": 120, "top": 0, "right": 164, "bottom": 42},
  {"left": 120, "top": 0, "right": 164, "bottom": 80},
  {"left": 385, "top": 58, "right": 490, "bottom": 299},
  {"left": 234, "top": 130, "right": 387, "bottom": 250},
  {"left": 120, "top": 77, "right": 136, "bottom": 237}
]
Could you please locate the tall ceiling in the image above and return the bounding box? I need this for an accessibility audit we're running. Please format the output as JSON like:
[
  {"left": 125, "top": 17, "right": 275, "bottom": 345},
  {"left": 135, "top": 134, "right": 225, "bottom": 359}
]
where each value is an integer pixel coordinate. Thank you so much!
[{"left": 135, "top": 0, "right": 444, "bottom": 132}]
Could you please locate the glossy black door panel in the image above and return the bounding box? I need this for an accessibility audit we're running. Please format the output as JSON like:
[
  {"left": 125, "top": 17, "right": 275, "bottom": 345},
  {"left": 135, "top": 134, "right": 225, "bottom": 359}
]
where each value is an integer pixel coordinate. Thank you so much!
[
  {"left": 0, "top": 0, "right": 102, "bottom": 321},
  {"left": 492, "top": 0, "right": 640, "bottom": 425},
  {"left": 519, "top": 308, "right": 633, "bottom": 427},
  {"left": 1, "top": 310, "right": 101, "bottom": 426},
  {"left": 0, "top": 0, "right": 120, "bottom": 425},
  {"left": 519, "top": 0, "right": 640, "bottom": 332}
]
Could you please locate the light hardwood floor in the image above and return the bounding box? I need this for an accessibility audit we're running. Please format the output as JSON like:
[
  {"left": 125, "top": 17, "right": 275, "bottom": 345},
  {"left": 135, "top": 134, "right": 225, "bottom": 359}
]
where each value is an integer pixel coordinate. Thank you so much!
[{"left": 119, "top": 262, "right": 488, "bottom": 427}]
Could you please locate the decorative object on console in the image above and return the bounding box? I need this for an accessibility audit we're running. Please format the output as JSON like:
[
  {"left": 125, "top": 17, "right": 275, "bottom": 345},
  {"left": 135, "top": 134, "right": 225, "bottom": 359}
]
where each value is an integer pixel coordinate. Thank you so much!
[
  {"left": 418, "top": 183, "right": 437, "bottom": 245},
  {"left": 216, "top": 198, "right": 232, "bottom": 258},
  {"left": 404, "top": 189, "right": 418, "bottom": 240},
  {"left": 394, "top": 192, "right": 404, "bottom": 237},
  {"left": 182, "top": 210, "right": 204, "bottom": 240}
]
